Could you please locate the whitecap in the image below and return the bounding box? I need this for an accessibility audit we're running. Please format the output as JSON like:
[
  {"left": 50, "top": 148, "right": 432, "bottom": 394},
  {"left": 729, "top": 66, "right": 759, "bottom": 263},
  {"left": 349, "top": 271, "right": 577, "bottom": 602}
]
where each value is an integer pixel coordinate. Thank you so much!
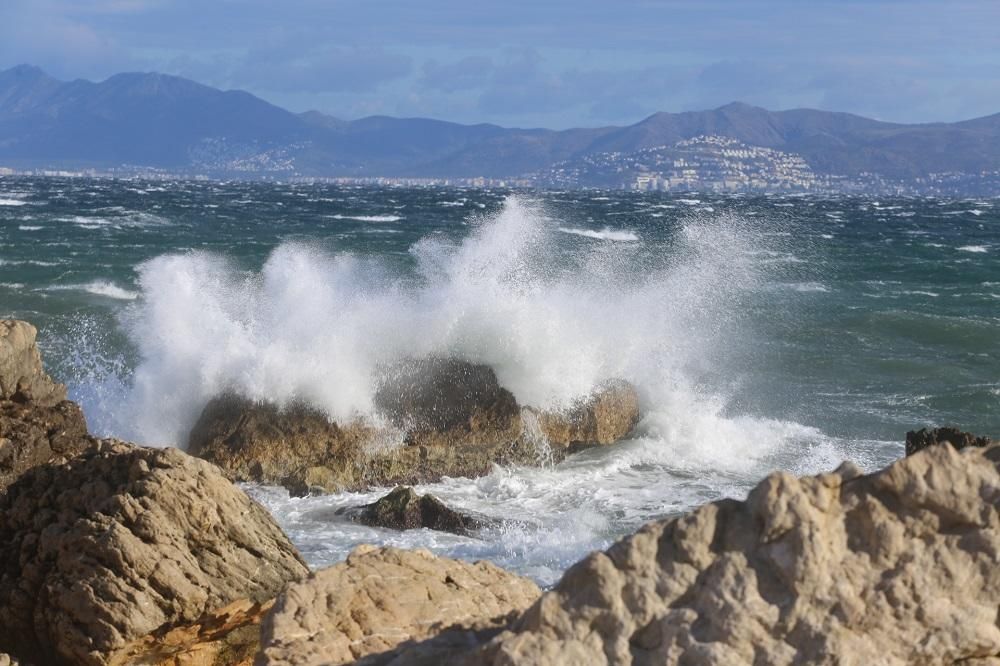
[
  {"left": 329, "top": 214, "right": 404, "bottom": 223},
  {"left": 0, "top": 198, "right": 27, "bottom": 207},
  {"left": 45, "top": 280, "right": 139, "bottom": 300},
  {"left": 958, "top": 245, "right": 989, "bottom": 253},
  {"left": 558, "top": 227, "right": 639, "bottom": 242}
]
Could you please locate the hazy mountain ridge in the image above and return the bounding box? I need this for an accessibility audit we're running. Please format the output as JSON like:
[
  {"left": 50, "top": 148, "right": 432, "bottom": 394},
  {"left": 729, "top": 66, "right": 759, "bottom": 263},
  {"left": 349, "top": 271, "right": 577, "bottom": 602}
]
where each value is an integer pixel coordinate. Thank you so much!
[{"left": 2, "top": 65, "right": 1000, "bottom": 189}]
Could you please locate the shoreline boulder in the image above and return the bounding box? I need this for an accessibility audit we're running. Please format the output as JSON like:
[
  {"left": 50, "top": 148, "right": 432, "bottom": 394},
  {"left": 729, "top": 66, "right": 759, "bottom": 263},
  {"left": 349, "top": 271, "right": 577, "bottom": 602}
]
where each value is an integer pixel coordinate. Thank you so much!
[
  {"left": 257, "top": 545, "right": 540, "bottom": 666},
  {"left": 0, "top": 440, "right": 309, "bottom": 665},
  {"left": 905, "top": 426, "right": 992, "bottom": 456},
  {"left": 342, "top": 486, "right": 490, "bottom": 536},
  {"left": 188, "top": 360, "right": 641, "bottom": 495}
]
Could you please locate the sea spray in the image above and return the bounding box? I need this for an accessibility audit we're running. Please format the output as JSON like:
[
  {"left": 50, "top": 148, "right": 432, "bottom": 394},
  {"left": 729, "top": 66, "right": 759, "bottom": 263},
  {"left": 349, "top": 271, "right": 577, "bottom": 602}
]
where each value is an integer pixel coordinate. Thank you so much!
[{"left": 99, "top": 194, "right": 808, "bottom": 482}]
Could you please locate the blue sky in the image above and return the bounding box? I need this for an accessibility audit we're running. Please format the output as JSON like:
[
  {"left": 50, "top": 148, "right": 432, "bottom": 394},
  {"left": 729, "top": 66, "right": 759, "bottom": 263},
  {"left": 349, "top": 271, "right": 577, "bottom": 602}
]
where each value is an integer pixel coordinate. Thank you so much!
[{"left": 3, "top": 0, "right": 999, "bottom": 128}]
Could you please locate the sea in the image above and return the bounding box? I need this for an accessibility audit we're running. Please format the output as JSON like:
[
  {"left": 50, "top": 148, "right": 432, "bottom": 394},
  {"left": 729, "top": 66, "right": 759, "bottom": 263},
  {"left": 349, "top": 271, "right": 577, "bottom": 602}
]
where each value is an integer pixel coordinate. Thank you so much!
[{"left": 1, "top": 176, "right": 998, "bottom": 585}]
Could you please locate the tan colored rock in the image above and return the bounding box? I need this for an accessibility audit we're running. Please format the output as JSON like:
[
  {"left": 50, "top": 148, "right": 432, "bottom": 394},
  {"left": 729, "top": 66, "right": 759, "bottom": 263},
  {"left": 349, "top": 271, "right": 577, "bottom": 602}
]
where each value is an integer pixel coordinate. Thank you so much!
[
  {"left": 0, "top": 319, "right": 66, "bottom": 406},
  {"left": 530, "top": 379, "right": 640, "bottom": 450},
  {"left": 189, "top": 360, "right": 640, "bottom": 495},
  {"left": 0, "top": 440, "right": 309, "bottom": 666},
  {"left": 109, "top": 598, "right": 272, "bottom": 666},
  {"left": 257, "top": 545, "right": 541, "bottom": 666},
  {"left": 380, "top": 443, "right": 1000, "bottom": 665}
]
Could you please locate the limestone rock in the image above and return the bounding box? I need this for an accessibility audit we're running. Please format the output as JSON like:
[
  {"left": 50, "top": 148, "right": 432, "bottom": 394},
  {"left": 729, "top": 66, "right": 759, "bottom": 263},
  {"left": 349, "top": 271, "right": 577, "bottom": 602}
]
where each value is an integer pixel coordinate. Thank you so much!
[
  {"left": 0, "top": 398, "right": 94, "bottom": 492},
  {"left": 0, "top": 320, "right": 66, "bottom": 406},
  {"left": 385, "top": 443, "right": 1000, "bottom": 665},
  {"left": 109, "top": 598, "right": 272, "bottom": 666},
  {"left": 530, "top": 379, "right": 640, "bottom": 450},
  {"left": 0, "top": 440, "right": 309, "bottom": 666},
  {"left": 188, "top": 359, "right": 641, "bottom": 495},
  {"left": 905, "top": 426, "right": 992, "bottom": 456},
  {"left": 343, "top": 486, "right": 488, "bottom": 535},
  {"left": 257, "top": 545, "right": 540, "bottom": 666},
  {"left": 188, "top": 395, "right": 378, "bottom": 493}
]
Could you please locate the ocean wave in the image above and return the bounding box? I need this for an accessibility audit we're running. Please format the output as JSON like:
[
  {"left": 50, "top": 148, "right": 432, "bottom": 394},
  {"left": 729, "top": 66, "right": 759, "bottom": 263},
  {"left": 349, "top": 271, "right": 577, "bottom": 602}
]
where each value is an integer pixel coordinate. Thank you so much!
[
  {"left": 18, "top": 225, "right": 43, "bottom": 231},
  {"left": 104, "top": 196, "right": 775, "bottom": 453},
  {"left": 557, "top": 227, "right": 639, "bottom": 241},
  {"left": 0, "top": 198, "right": 27, "bottom": 206},
  {"left": 329, "top": 214, "right": 404, "bottom": 222},
  {"left": 957, "top": 245, "right": 989, "bottom": 253}
]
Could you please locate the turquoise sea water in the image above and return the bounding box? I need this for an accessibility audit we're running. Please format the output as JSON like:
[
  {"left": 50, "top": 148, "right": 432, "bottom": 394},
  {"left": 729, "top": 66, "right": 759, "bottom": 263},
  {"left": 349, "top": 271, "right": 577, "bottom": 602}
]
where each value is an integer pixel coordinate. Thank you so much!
[{"left": 1, "top": 176, "right": 997, "bottom": 582}]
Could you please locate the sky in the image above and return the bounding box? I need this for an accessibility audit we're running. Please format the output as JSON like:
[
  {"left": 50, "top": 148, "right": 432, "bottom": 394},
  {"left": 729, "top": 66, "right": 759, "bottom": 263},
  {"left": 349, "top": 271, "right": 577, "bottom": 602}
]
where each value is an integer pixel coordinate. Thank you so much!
[{"left": 2, "top": 0, "right": 999, "bottom": 129}]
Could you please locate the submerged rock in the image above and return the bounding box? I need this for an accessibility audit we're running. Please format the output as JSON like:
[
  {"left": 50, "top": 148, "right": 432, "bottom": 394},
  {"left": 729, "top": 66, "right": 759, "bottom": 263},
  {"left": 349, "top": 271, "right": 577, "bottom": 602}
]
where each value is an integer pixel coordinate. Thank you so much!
[
  {"left": 0, "top": 319, "right": 66, "bottom": 406},
  {"left": 189, "top": 359, "right": 640, "bottom": 494},
  {"left": 257, "top": 545, "right": 541, "bottom": 666},
  {"left": 370, "top": 442, "right": 1000, "bottom": 665},
  {"left": 345, "top": 486, "right": 488, "bottom": 535},
  {"left": 905, "top": 426, "right": 992, "bottom": 456},
  {"left": 0, "top": 440, "right": 309, "bottom": 666}
]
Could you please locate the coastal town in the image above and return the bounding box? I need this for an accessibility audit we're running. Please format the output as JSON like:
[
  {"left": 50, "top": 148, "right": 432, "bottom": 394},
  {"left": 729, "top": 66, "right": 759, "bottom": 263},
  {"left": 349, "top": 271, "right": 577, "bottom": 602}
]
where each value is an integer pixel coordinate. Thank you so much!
[{"left": 3, "top": 133, "right": 1000, "bottom": 196}]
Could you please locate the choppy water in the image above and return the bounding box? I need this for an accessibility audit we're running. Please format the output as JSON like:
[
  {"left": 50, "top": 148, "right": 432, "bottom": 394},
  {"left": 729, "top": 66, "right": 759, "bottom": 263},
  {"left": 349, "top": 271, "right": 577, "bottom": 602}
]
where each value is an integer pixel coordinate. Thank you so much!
[{"left": 2, "top": 176, "right": 998, "bottom": 584}]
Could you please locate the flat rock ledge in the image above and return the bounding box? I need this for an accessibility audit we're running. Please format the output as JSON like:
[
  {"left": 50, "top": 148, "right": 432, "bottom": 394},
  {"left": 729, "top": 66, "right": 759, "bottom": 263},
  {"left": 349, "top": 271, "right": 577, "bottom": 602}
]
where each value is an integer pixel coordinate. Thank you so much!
[
  {"left": 0, "top": 440, "right": 309, "bottom": 666},
  {"left": 188, "top": 360, "right": 640, "bottom": 495},
  {"left": 257, "top": 545, "right": 541, "bottom": 666},
  {"left": 354, "top": 442, "right": 1000, "bottom": 665}
]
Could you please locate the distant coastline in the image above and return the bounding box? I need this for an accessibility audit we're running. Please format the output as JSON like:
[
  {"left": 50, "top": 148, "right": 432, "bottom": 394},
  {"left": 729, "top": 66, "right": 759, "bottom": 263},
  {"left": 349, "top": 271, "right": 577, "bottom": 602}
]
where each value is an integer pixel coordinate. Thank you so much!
[{"left": 3, "top": 65, "right": 1000, "bottom": 196}]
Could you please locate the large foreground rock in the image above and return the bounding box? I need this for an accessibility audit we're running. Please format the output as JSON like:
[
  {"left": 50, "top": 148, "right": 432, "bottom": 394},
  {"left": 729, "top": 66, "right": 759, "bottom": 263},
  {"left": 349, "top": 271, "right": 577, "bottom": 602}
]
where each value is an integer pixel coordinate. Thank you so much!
[
  {"left": 189, "top": 359, "right": 640, "bottom": 494},
  {"left": 0, "top": 440, "right": 309, "bottom": 666},
  {"left": 370, "top": 442, "right": 1000, "bottom": 665},
  {"left": 0, "top": 320, "right": 66, "bottom": 406},
  {"left": 258, "top": 545, "right": 541, "bottom": 666}
]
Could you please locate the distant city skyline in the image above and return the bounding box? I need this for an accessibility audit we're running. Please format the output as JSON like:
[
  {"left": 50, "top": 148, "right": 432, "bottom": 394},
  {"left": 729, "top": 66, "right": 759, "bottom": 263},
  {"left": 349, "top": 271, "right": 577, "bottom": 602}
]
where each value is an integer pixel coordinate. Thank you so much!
[{"left": 2, "top": 0, "right": 999, "bottom": 129}]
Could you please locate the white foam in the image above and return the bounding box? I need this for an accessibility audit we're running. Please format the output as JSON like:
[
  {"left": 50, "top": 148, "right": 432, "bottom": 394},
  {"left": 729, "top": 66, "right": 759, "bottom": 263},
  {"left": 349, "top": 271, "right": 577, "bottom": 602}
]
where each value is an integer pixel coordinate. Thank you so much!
[
  {"left": 18, "top": 225, "right": 43, "bottom": 231},
  {"left": 958, "top": 245, "right": 989, "bottom": 253},
  {"left": 0, "top": 198, "right": 26, "bottom": 207},
  {"left": 557, "top": 227, "right": 639, "bottom": 242}
]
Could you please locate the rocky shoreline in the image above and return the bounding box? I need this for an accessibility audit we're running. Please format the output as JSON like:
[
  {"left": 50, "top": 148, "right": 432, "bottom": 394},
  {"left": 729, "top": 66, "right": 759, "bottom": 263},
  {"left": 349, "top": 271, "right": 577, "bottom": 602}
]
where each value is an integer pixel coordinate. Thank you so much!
[{"left": 0, "top": 318, "right": 998, "bottom": 664}]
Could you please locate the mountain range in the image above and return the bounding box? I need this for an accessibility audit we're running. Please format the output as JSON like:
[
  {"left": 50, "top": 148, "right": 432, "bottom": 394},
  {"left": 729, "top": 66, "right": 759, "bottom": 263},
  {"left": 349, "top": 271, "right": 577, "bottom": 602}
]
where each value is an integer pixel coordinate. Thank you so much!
[{"left": 2, "top": 64, "right": 1000, "bottom": 186}]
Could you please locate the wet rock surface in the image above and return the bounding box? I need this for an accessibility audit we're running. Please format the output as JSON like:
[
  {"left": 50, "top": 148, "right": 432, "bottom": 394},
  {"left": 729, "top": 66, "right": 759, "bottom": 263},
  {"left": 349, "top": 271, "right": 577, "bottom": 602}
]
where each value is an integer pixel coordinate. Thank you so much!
[
  {"left": 189, "top": 359, "right": 640, "bottom": 494},
  {"left": 343, "top": 486, "right": 489, "bottom": 535},
  {"left": 257, "top": 545, "right": 541, "bottom": 666},
  {"left": 0, "top": 440, "right": 309, "bottom": 666},
  {"left": 905, "top": 425, "right": 992, "bottom": 456}
]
